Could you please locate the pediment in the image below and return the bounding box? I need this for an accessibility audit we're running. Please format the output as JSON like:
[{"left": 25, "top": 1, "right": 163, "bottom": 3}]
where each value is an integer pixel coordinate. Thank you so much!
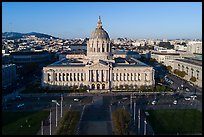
[{"left": 88, "top": 62, "right": 109, "bottom": 69}]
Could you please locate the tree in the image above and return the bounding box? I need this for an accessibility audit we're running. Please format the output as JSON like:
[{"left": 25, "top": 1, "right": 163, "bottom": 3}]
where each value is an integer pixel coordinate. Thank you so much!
[
  {"left": 180, "top": 71, "right": 187, "bottom": 78},
  {"left": 166, "top": 66, "right": 172, "bottom": 72},
  {"left": 129, "top": 84, "right": 133, "bottom": 90},
  {"left": 155, "top": 85, "right": 161, "bottom": 92},
  {"left": 173, "top": 69, "right": 179, "bottom": 75},
  {"left": 124, "top": 84, "right": 129, "bottom": 90},
  {"left": 119, "top": 85, "right": 123, "bottom": 90},
  {"left": 139, "top": 85, "right": 145, "bottom": 91},
  {"left": 190, "top": 76, "right": 196, "bottom": 82}
]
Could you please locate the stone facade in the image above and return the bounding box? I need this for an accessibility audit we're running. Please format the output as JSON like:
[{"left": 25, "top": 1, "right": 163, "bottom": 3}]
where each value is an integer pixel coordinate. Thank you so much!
[
  {"left": 172, "top": 58, "right": 202, "bottom": 88},
  {"left": 42, "top": 17, "right": 155, "bottom": 91}
]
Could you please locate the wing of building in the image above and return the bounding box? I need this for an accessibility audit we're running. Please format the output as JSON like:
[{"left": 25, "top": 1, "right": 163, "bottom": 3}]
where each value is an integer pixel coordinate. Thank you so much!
[{"left": 42, "top": 17, "right": 155, "bottom": 92}]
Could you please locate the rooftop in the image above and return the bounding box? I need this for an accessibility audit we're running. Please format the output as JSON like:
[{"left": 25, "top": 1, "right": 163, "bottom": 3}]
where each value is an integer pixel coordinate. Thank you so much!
[
  {"left": 175, "top": 58, "right": 202, "bottom": 67},
  {"left": 48, "top": 58, "right": 85, "bottom": 67},
  {"left": 10, "top": 51, "right": 49, "bottom": 55},
  {"left": 113, "top": 57, "right": 148, "bottom": 67}
]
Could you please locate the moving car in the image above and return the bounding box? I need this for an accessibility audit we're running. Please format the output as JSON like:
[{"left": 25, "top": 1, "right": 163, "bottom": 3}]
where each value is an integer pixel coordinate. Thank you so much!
[
  {"left": 17, "top": 103, "right": 24, "bottom": 108},
  {"left": 74, "top": 98, "right": 80, "bottom": 102},
  {"left": 190, "top": 94, "right": 197, "bottom": 100},
  {"left": 173, "top": 100, "right": 177, "bottom": 105},
  {"left": 151, "top": 100, "right": 157, "bottom": 105},
  {"left": 184, "top": 96, "right": 191, "bottom": 101},
  {"left": 185, "top": 88, "right": 190, "bottom": 92}
]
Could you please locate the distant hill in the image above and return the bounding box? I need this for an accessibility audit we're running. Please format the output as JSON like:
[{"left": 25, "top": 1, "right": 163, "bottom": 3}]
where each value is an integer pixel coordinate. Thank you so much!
[{"left": 2, "top": 32, "right": 58, "bottom": 39}]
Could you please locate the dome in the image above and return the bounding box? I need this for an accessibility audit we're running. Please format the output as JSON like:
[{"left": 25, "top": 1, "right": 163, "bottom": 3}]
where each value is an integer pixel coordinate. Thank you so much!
[{"left": 90, "top": 16, "right": 110, "bottom": 39}]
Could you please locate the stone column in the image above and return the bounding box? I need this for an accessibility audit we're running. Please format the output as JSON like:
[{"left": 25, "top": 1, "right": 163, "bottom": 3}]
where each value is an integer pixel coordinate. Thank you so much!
[
  {"left": 131, "top": 73, "right": 134, "bottom": 81},
  {"left": 88, "top": 70, "right": 90, "bottom": 81},
  {"left": 61, "top": 73, "right": 63, "bottom": 81},
  {"left": 96, "top": 70, "right": 98, "bottom": 82},
  {"left": 135, "top": 73, "right": 137, "bottom": 81},
  {"left": 92, "top": 70, "right": 95, "bottom": 82},
  {"left": 79, "top": 73, "right": 81, "bottom": 81},
  {"left": 44, "top": 73, "right": 48, "bottom": 81},
  {"left": 104, "top": 70, "right": 106, "bottom": 82}
]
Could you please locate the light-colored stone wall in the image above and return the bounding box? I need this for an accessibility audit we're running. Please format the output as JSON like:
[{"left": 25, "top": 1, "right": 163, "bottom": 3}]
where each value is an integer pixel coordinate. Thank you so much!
[
  {"left": 42, "top": 64, "right": 155, "bottom": 90},
  {"left": 173, "top": 60, "right": 202, "bottom": 87}
]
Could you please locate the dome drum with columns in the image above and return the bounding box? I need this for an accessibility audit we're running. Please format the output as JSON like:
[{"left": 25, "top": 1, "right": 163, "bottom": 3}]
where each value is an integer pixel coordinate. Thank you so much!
[
  {"left": 42, "top": 17, "right": 155, "bottom": 92},
  {"left": 87, "top": 16, "right": 112, "bottom": 61}
]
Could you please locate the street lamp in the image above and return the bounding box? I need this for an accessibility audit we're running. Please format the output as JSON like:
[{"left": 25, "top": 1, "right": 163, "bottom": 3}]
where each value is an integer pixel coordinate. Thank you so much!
[
  {"left": 130, "top": 93, "right": 133, "bottom": 114},
  {"left": 144, "top": 118, "right": 147, "bottom": 135},
  {"left": 41, "top": 120, "right": 43, "bottom": 135},
  {"left": 61, "top": 94, "right": 63, "bottom": 118},
  {"left": 50, "top": 109, "right": 52, "bottom": 135},
  {"left": 51, "top": 100, "right": 60, "bottom": 127},
  {"left": 134, "top": 102, "right": 136, "bottom": 124},
  {"left": 138, "top": 109, "right": 140, "bottom": 134}
]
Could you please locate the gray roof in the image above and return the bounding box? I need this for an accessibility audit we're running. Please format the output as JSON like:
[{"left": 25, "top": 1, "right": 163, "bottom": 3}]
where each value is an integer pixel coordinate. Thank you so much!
[
  {"left": 175, "top": 58, "right": 202, "bottom": 67},
  {"left": 48, "top": 58, "right": 85, "bottom": 67},
  {"left": 90, "top": 17, "right": 110, "bottom": 40}
]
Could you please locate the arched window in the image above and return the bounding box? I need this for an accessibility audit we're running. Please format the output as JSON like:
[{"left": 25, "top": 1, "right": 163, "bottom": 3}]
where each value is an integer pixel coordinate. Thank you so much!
[
  {"left": 196, "top": 70, "right": 199, "bottom": 79},
  {"left": 191, "top": 68, "right": 194, "bottom": 77}
]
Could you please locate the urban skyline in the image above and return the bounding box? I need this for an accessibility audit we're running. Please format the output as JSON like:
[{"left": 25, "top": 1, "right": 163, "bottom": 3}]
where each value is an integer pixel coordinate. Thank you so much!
[
  {"left": 2, "top": 2, "right": 202, "bottom": 39},
  {"left": 2, "top": 2, "right": 202, "bottom": 135}
]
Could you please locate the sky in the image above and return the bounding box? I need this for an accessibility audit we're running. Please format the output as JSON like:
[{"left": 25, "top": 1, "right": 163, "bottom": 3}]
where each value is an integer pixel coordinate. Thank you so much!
[{"left": 2, "top": 2, "right": 202, "bottom": 39}]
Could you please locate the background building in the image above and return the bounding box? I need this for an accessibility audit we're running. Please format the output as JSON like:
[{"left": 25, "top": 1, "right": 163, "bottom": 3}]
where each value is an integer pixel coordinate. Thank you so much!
[
  {"left": 2, "top": 64, "right": 16, "bottom": 89},
  {"left": 172, "top": 57, "right": 202, "bottom": 87}
]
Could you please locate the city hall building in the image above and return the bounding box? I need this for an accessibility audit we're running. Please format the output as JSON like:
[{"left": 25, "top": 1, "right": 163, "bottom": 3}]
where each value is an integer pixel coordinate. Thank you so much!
[{"left": 42, "top": 17, "right": 155, "bottom": 91}]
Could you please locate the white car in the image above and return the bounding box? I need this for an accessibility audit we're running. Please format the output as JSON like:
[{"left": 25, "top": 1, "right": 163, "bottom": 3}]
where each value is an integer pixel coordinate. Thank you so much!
[
  {"left": 122, "top": 97, "right": 128, "bottom": 100},
  {"left": 151, "top": 100, "right": 156, "bottom": 105},
  {"left": 190, "top": 94, "right": 197, "bottom": 98},
  {"left": 188, "top": 82, "right": 194, "bottom": 86},
  {"left": 17, "top": 103, "right": 24, "bottom": 108},
  {"left": 185, "top": 88, "right": 190, "bottom": 92},
  {"left": 190, "top": 94, "right": 197, "bottom": 100},
  {"left": 74, "top": 98, "right": 79, "bottom": 102},
  {"left": 173, "top": 100, "right": 177, "bottom": 105},
  {"left": 184, "top": 97, "right": 191, "bottom": 101}
]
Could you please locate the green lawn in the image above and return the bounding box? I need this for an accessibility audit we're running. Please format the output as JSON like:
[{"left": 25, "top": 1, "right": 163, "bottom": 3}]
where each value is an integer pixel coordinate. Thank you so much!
[
  {"left": 55, "top": 111, "right": 80, "bottom": 135},
  {"left": 2, "top": 111, "right": 49, "bottom": 135},
  {"left": 146, "top": 109, "right": 202, "bottom": 135}
]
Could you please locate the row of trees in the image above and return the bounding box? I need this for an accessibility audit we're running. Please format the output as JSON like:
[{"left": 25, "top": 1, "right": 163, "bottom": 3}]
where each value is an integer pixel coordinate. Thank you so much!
[
  {"left": 114, "top": 85, "right": 153, "bottom": 91},
  {"left": 44, "top": 85, "right": 88, "bottom": 93},
  {"left": 112, "top": 109, "right": 131, "bottom": 135},
  {"left": 173, "top": 69, "right": 197, "bottom": 82},
  {"left": 113, "top": 84, "right": 172, "bottom": 92}
]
